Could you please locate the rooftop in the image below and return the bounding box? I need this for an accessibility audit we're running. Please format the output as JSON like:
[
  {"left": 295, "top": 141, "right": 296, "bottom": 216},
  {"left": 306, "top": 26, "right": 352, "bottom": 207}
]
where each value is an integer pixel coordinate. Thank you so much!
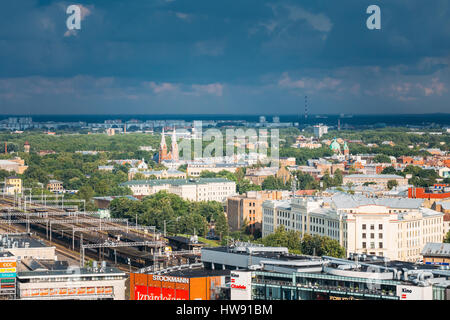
[
  {"left": 17, "top": 266, "right": 125, "bottom": 279},
  {"left": 121, "top": 177, "right": 234, "bottom": 186},
  {"left": 421, "top": 243, "right": 450, "bottom": 258},
  {"left": 0, "top": 235, "right": 50, "bottom": 250},
  {"left": 437, "top": 201, "right": 450, "bottom": 210},
  {"left": 157, "top": 268, "right": 230, "bottom": 278},
  {"left": 345, "top": 174, "right": 405, "bottom": 179},
  {"left": 330, "top": 193, "right": 424, "bottom": 209}
]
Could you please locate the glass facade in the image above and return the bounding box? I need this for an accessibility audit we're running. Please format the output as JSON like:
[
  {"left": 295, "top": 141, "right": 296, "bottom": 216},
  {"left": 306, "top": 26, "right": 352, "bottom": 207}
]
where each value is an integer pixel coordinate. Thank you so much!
[{"left": 251, "top": 271, "right": 400, "bottom": 300}]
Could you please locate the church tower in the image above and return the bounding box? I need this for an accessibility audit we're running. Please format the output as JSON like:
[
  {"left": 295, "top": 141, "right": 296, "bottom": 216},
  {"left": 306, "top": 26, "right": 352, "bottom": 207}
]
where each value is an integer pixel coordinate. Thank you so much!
[
  {"left": 171, "top": 127, "right": 179, "bottom": 162},
  {"left": 343, "top": 141, "right": 350, "bottom": 157},
  {"left": 159, "top": 128, "right": 168, "bottom": 163}
]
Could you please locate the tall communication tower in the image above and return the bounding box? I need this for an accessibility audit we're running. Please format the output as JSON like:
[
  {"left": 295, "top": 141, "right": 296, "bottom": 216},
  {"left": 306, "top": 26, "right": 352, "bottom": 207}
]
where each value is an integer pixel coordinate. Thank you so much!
[{"left": 304, "top": 96, "right": 308, "bottom": 122}]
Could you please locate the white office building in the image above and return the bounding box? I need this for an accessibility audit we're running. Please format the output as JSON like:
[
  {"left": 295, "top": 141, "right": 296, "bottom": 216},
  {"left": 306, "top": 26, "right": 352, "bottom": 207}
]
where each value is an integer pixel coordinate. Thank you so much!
[
  {"left": 313, "top": 125, "right": 328, "bottom": 138},
  {"left": 121, "top": 178, "right": 236, "bottom": 202},
  {"left": 262, "top": 194, "right": 444, "bottom": 262}
]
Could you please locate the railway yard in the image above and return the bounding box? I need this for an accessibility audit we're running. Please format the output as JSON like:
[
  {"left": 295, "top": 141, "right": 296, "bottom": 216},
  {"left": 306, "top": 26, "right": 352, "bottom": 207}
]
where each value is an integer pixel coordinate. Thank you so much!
[{"left": 0, "top": 195, "right": 202, "bottom": 273}]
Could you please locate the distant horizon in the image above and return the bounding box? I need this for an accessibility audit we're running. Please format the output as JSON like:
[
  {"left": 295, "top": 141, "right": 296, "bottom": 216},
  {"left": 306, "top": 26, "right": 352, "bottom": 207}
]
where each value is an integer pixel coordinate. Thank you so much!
[
  {"left": 1, "top": 113, "right": 450, "bottom": 127},
  {"left": 1, "top": 113, "right": 450, "bottom": 117}
]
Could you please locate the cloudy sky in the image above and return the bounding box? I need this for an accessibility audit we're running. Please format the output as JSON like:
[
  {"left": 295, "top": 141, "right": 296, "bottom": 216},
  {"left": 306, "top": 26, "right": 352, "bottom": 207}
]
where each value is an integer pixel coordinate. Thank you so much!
[{"left": 0, "top": 0, "right": 449, "bottom": 115}]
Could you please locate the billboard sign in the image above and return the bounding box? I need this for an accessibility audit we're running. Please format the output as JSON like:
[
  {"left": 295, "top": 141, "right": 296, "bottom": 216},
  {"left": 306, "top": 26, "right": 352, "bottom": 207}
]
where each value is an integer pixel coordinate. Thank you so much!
[
  {"left": 397, "top": 285, "right": 433, "bottom": 300},
  {"left": 0, "top": 255, "right": 17, "bottom": 294},
  {"left": 134, "top": 285, "right": 189, "bottom": 300},
  {"left": 230, "top": 271, "right": 252, "bottom": 300}
]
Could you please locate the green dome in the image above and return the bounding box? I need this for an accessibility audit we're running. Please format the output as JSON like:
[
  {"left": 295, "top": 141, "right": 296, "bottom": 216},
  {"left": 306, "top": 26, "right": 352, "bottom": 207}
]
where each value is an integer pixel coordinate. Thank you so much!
[{"left": 330, "top": 138, "right": 341, "bottom": 152}]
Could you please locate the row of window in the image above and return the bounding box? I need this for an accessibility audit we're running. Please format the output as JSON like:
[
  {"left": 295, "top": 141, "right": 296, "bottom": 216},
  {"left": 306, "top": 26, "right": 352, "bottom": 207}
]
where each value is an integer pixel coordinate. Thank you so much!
[
  {"left": 362, "top": 224, "right": 383, "bottom": 230},
  {"left": 362, "top": 233, "right": 383, "bottom": 239},
  {"left": 362, "top": 242, "right": 383, "bottom": 249}
]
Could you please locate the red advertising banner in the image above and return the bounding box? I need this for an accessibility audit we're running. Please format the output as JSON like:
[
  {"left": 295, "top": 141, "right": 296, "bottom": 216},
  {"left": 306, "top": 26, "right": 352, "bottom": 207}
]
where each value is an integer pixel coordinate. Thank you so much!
[
  {"left": 175, "top": 288, "right": 189, "bottom": 300},
  {"left": 161, "top": 287, "right": 175, "bottom": 300},
  {"left": 134, "top": 285, "right": 188, "bottom": 300}
]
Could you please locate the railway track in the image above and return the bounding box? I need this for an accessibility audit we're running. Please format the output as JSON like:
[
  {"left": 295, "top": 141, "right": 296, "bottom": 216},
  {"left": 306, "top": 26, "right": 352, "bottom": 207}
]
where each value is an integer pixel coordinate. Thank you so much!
[
  {"left": 0, "top": 221, "right": 135, "bottom": 273},
  {"left": 0, "top": 195, "right": 167, "bottom": 272}
]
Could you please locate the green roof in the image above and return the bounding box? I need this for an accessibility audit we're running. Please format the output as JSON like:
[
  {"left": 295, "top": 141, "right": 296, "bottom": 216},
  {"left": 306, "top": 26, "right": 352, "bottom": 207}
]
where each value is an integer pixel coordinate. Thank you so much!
[
  {"left": 121, "top": 178, "right": 234, "bottom": 187},
  {"left": 330, "top": 139, "right": 341, "bottom": 151}
]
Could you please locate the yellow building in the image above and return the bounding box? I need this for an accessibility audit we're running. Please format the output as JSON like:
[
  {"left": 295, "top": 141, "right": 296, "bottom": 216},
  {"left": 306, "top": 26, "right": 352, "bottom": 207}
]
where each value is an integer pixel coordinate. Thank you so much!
[
  {"left": 5, "top": 176, "right": 22, "bottom": 195},
  {"left": 47, "top": 180, "right": 64, "bottom": 193}
]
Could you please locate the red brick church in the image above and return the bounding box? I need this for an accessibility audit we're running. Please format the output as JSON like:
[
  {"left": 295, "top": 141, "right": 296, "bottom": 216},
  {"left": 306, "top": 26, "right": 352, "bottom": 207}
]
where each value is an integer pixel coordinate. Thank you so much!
[{"left": 158, "top": 128, "right": 179, "bottom": 163}]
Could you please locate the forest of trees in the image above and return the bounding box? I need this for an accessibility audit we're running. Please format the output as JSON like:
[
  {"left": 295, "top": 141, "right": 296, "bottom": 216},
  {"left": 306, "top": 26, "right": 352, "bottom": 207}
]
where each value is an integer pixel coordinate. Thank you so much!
[
  {"left": 109, "top": 191, "right": 229, "bottom": 239},
  {"left": 382, "top": 165, "right": 441, "bottom": 187}
]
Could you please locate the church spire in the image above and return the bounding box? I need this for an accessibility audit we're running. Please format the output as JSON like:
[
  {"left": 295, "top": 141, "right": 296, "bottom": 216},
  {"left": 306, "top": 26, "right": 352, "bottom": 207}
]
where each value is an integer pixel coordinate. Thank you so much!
[
  {"left": 160, "top": 128, "right": 167, "bottom": 148},
  {"left": 171, "top": 126, "right": 179, "bottom": 161},
  {"left": 159, "top": 128, "right": 168, "bottom": 164}
]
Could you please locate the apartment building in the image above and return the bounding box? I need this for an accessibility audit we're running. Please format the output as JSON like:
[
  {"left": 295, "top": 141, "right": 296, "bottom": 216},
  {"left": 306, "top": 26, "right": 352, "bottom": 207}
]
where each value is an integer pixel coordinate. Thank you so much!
[
  {"left": 46, "top": 180, "right": 64, "bottom": 193},
  {"left": 0, "top": 157, "right": 28, "bottom": 174},
  {"left": 226, "top": 190, "right": 288, "bottom": 234},
  {"left": 343, "top": 174, "right": 408, "bottom": 188},
  {"left": 121, "top": 178, "right": 236, "bottom": 202},
  {"left": 187, "top": 163, "right": 242, "bottom": 177},
  {"left": 262, "top": 194, "right": 444, "bottom": 262},
  {"left": 4, "top": 176, "right": 22, "bottom": 195},
  {"left": 245, "top": 166, "right": 293, "bottom": 186},
  {"left": 128, "top": 168, "right": 186, "bottom": 180}
]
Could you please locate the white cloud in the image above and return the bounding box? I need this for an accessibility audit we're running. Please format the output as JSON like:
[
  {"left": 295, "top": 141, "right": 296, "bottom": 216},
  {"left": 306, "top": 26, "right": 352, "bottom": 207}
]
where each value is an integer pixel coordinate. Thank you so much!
[
  {"left": 190, "top": 83, "right": 223, "bottom": 96},
  {"left": 175, "top": 12, "right": 191, "bottom": 21},
  {"left": 64, "top": 29, "right": 77, "bottom": 37},
  {"left": 146, "top": 81, "right": 223, "bottom": 96},
  {"left": 278, "top": 72, "right": 341, "bottom": 92},
  {"left": 285, "top": 5, "right": 333, "bottom": 32},
  {"left": 148, "top": 82, "right": 178, "bottom": 94},
  {"left": 420, "top": 78, "right": 446, "bottom": 96}
]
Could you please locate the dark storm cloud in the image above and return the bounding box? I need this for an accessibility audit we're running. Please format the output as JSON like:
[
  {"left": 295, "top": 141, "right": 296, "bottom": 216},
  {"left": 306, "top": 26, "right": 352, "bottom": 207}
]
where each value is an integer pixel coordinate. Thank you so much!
[{"left": 0, "top": 0, "right": 448, "bottom": 114}]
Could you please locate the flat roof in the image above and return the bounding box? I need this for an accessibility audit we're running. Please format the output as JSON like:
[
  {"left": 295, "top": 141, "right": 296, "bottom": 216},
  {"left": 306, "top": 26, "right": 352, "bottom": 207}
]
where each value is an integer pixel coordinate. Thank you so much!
[
  {"left": 421, "top": 243, "right": 450, "bottom": 258},
  {"left": 121, "top": 177, "right": 234, "bottom": 186},
  {"left": 0, "top": 235, "right": 50, "bottom": 249},
  {"left": 331, "top": 193, "right": 424, "bottom": 209},
  {"left": 345, "top": 174, "right": 405, "bottom": 179},
  {"left": 0, "top": 251, "right": 14, "bottom": 257},
  {"left": 159, "top": 268, "right": 230, "bottom": 278},
  {"left": 203, "top": 247, "right": 321, "bottom": 263},
  {"left": 17, "top": 267, "right": 126, "bottom": 279}
]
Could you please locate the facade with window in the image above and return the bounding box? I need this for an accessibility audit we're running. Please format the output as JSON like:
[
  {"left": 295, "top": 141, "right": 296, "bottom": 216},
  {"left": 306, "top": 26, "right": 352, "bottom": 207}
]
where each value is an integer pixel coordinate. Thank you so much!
[
  {"left": 122, "top": 178, "right": 236, "bottom": 202},
  {"left": 17, "top": 267, "right": 127, "bottom": 300},
  {"left": 262, "top": 194, "right": 444, "bottom": 262}
]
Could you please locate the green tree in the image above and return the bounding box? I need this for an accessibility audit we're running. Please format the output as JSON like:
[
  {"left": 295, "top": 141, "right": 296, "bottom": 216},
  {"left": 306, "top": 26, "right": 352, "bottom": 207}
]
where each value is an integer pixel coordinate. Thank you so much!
[
  {"left": 387, "top": 180, "right": 398, "bottom": 190},
  {"left": 444, "top": 231, "right": 450, "bottom": 243},
  {"left": 237, "top": 178, "right": 261, "bottom": 194},
  {"left": 262, "top": 176, "right": 290, "bottom": 190},
  {"left": 373, "top": 154, "right": 392, "bottom": 163},
  {"left": 78, "top": 185, "right": 95, "bottom": 201},
  {"left": 301, "top": 234, "right": 345, "bottom": 258},
  {"left": 381, "top": 166, "right": 399, "bottom": 175},
  {"left": 261, "top": 226, "right": 301, "bottom": 253}
]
